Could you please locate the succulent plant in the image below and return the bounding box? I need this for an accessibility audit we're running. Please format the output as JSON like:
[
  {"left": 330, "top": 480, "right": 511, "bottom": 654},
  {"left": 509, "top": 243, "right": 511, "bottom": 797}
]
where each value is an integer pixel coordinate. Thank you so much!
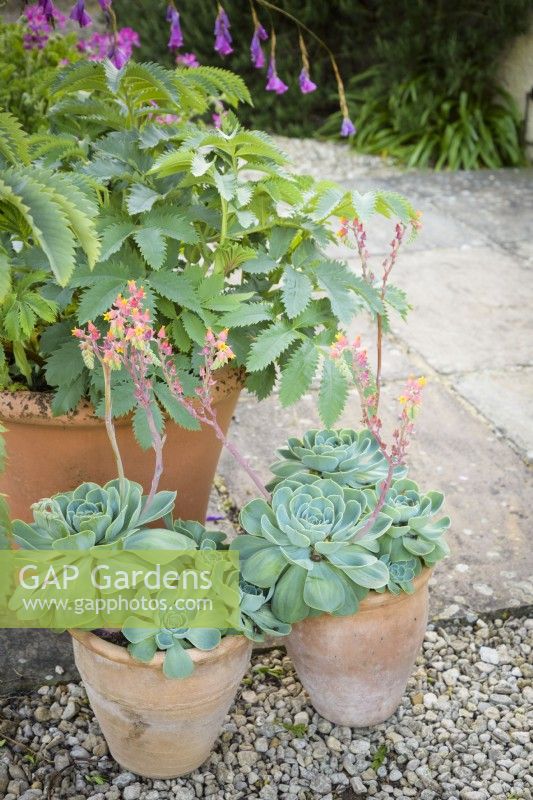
[
  {"left": 172, "top": 519, "right": 228, "bottom": 550},
  {"left": 377, "top": 555, "right": 420, "bottom": 595},
  {"left": 377, "top": 478, "right": 451, "bottom": 568},
  {"left": 12, "top": 479, "right": 176, "bottom": 550},
  {"left": 238, "top": 581, "right": 291, "bottom": 642},
  {"left": 268, "top": 428, "right": 406, "bottom": 490},
  {"left": 123, "top": 618, "right": 222, "bottom": 679},
  {"left": 231, "top": 478, "right": 393, "bottom": 623}
]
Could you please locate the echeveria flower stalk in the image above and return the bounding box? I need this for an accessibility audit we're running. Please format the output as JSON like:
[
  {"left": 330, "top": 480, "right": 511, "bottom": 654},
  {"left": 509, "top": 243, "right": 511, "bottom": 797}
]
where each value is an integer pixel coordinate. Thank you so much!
[
  {"left": 69, "top": 0, "right": 92, "bottom": 27},
  {"left": 266, "top": 30, "right": 288, "bottom": 95},
  {"left": 166, "top": 4, "right": 183, "bottom": 50},
  {"left": 250, "top": 6, "right": 268, "bottom": 69},
  {"left": 214, "top": 4, "right": 232, "bottom": 57}
]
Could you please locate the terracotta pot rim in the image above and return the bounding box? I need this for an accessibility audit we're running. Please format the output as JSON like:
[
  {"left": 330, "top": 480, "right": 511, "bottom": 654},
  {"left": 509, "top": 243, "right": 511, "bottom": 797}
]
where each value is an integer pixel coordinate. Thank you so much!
[
  {"left": 69, "top": 628, "right": 248, "bottom": 670},
  {"left": 355, "top": 567, "right": 432, "bottom": 611},
  {"left": 0, "top": 365, "right": 246, "bottom": 426}
]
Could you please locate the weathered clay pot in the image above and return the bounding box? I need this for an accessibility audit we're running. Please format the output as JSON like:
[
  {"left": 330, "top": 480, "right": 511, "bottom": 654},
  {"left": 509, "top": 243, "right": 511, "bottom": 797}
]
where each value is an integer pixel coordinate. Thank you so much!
[
  {"left": 0, "top": 366, "right": 244, "bottom": 522},
  {"left": 285, "top": 569, "right": 431, "bottom": 727},
  {"left": 70, "top": 630, "right": 252, "bottom": 778}
]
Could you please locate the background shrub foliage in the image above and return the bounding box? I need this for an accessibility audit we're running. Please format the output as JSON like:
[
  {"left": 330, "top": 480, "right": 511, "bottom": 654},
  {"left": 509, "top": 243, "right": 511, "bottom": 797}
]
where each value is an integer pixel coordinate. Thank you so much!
[
  {"left": 0, "top": 17, "right": 81, "bottom": 134},
  {"left": 111, "top": 0, "right": 531, "bottom": 168}
]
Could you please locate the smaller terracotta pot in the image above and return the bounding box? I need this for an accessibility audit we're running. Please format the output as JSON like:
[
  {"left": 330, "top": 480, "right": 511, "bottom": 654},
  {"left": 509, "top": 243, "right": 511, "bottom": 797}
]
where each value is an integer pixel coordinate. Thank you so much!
[
  {"left": 70, "top": 630, "right": 252, "bottom": 778},
  {"left": 285, "top": 569, "right": 431, "bottom": 727}
]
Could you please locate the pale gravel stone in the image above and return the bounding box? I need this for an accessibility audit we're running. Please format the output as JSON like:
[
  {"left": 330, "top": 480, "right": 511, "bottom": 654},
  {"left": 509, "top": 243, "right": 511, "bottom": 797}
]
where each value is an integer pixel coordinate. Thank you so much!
[{"left": 0, "top": 615, "right": 531, "bottom": 800}]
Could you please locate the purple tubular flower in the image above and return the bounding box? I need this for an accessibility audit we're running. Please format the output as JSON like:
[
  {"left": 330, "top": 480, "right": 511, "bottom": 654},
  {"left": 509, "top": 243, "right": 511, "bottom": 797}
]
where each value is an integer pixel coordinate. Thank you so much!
[
  {"left": 340, "top": 117, "right": 356, "bottom": 137},
  {"left": 214, "top": 6, "right": 232, "bottom": 57},
  {"left": 266, "top": 57, "right": 288, "bottom": 94},
  {"left": 250, "top": 23, "right": 268, "bottom": 68},
  {"left": 166, "top": 4, "right": 183, "bottom": 49},
  {"left": 108, "top": 43, "right": 128, "bottom": 69},
  {"left": 69, "top": 0, "right": 92, "bottom": 27},
  {"left": 98, "top": 0, "right": 112, "bottom": 9},
  {"left": 38, "top": 0, "right": 55, "bottom": 20},
  {"left": 299, "top": 68, "right": 317, "bottom": 94}
]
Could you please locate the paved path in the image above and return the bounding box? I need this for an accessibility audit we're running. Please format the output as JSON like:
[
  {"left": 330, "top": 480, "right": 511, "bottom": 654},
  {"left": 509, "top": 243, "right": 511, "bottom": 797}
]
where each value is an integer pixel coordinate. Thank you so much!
[{"left": 214, "top": 138, "right": 533, "bottom": 620}]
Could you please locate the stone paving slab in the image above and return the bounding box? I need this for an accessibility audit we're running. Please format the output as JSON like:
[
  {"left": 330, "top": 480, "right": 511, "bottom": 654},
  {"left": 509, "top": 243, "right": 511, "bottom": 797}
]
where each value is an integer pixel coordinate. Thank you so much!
[
  {"left": 454, "top": 368, "right": 533, "bottom": 463},
  {"left": 387, "top": 246, "right": 533, "bottom": 373}
]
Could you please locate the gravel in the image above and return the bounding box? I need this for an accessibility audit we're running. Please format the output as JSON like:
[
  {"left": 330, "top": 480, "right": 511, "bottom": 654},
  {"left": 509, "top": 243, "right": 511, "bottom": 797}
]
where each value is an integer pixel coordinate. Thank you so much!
[{"left": 0, "top": 614, "right": 531, "bottom": 800}]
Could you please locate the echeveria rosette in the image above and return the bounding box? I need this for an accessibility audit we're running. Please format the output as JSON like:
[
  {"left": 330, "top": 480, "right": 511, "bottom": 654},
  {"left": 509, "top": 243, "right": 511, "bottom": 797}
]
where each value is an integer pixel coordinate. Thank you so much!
[
  {"left": 377, "top": 555, "right": 420, "bottom": 595},
  {"left": 12, "top": 480, "right": 176, "bottom": 550},
  {"left": 377, "top": 478, "right": 451, "bottom": 568},
  {"left": 124, "top": 617, "right": 221, "bottom": 679},
  {"left": 231, "top": 479, "right": 392, "bottom": 624},
  {"left": 268, "top": 428, "right": 406, "bottom": 491},
  {"left": 239, "top": 581, "right": 290, "bottom": 642},
  {"left": 173, "top": 519, "right": 228, "bottom": 550}
]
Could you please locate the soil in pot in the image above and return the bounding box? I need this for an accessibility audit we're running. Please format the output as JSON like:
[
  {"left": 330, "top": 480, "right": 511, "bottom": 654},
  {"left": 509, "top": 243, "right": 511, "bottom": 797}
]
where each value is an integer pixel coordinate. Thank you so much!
[
  {"left": 70, "top": 629, "right": 252, "bottom": 778},
  {"left": 285, "top": 569, "right": 431, "bottom": 727},
  {"left": 0, "top": 366, "right": 244, "bottom": 523}
]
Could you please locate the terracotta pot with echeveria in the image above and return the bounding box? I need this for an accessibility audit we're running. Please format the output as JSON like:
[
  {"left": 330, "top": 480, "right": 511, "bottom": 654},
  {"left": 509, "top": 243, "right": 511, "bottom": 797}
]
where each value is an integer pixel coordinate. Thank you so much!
[
  {"left": 0, "top": 61, "right": 401, "bottom": 522},
  {"left": 231, "top": 215, "right": 451, "bottom": 727},
  {"left": 9, "top": 284, "right": 290, "bottom": 778}
]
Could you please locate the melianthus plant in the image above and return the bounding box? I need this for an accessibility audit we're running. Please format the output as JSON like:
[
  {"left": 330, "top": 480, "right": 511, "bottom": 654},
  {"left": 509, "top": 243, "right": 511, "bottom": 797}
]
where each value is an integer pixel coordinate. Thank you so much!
[{"left": 12, "top": 58, "right": 417, "bottom": 425}]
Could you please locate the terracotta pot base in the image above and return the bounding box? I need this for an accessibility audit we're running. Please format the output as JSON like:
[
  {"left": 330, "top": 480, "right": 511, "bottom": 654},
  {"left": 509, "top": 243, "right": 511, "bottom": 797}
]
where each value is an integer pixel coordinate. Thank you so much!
[
  {"left": 71, "top": 630, "right": 252, "bottom": 778},
  {"left": 285, "top": 570, "right": 431, "bottom": 727}
]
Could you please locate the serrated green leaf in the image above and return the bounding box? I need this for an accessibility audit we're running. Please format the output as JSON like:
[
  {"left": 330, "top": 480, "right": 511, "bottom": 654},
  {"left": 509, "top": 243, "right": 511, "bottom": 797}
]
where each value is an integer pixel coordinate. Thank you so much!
[
  {"left": 247, "top": 322, "right": 299, "bottom": 372},
  {"left": 214, "top": 170, "right": 237, "bottom": 201},
  {"left": 312, "top": 186, "right": 346, "bottom": 221},
  {"left": 318, "top": 358, "right": 348, "bottom": 427},
  {"left": 133, "top": 227, "right": 167, "bottom": 270},
  {"left": 242, "top": 254, "right": 278, "bottom": 275},
  {"left": 148, "top": 271, "right": 201, "bottom": 313},
  {"left": 45, "top": 340, "right": 85, "bottom": 388},
  {"left": 126, "top": 184, "right": 162, "bottom": 214},
  {"left": 279, "top": 339, "right": 319, "bottom": 406},
  {"left": 181, "top": 310, "right": 206, "bottom": 344},
  {"left": 154, "top": 383, "right": 201, "bottom": 431},
  {"left": 221, "top": 302, "right": 273, "bottom": 328},
  {"left": 51, "top": 374, "right": 86, "bottom": 415},
  {"left": 77, "top": 276, "right": 128, "bottom": 324},
  {"left": 269, "top": 227, "right": 295, "bottom": 260},
  {"left": 385, "top": 285, "right": 411, "bottom": 319},
  {"left": 133, "top": 402, "right": 164, "bottom": 450},
  {"left": 245, "top": 365, "right": 277, "bottom": 400},
  {"left": 0, "top": 253, "right": 11, "bottom": 303},
  {"left": 99, "top": 221, "right": 135, "bottom": 260},
  {"left": 190, "top": 153, "right": 211, "bottom": 176},
  {"left": 282, "top": 266, "right": 313, "bottom": 320},
  {"left": 316, "top": 261, "right": 360, "bottom": 325},
  {"left": 352, "top": 190, "right": 377, "bottom": 222},
  {"left": 1, "top": 172, "right": 76, "bottom": 286},
  {"left": 142, "top": 208, "right": 198, "bottom": 244}
]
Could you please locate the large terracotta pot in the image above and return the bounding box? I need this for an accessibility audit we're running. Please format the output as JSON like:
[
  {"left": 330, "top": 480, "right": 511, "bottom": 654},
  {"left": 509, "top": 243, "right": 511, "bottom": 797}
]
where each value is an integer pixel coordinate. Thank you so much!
[
  {"left": 0, "top": 366, "right": 244, "bottom": 522},
  {"left": 70, "top": 630, "right": 252, "bottom": 778},
  {"left": 285, "top": 569, "right": 431, "bottom": 727}
]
